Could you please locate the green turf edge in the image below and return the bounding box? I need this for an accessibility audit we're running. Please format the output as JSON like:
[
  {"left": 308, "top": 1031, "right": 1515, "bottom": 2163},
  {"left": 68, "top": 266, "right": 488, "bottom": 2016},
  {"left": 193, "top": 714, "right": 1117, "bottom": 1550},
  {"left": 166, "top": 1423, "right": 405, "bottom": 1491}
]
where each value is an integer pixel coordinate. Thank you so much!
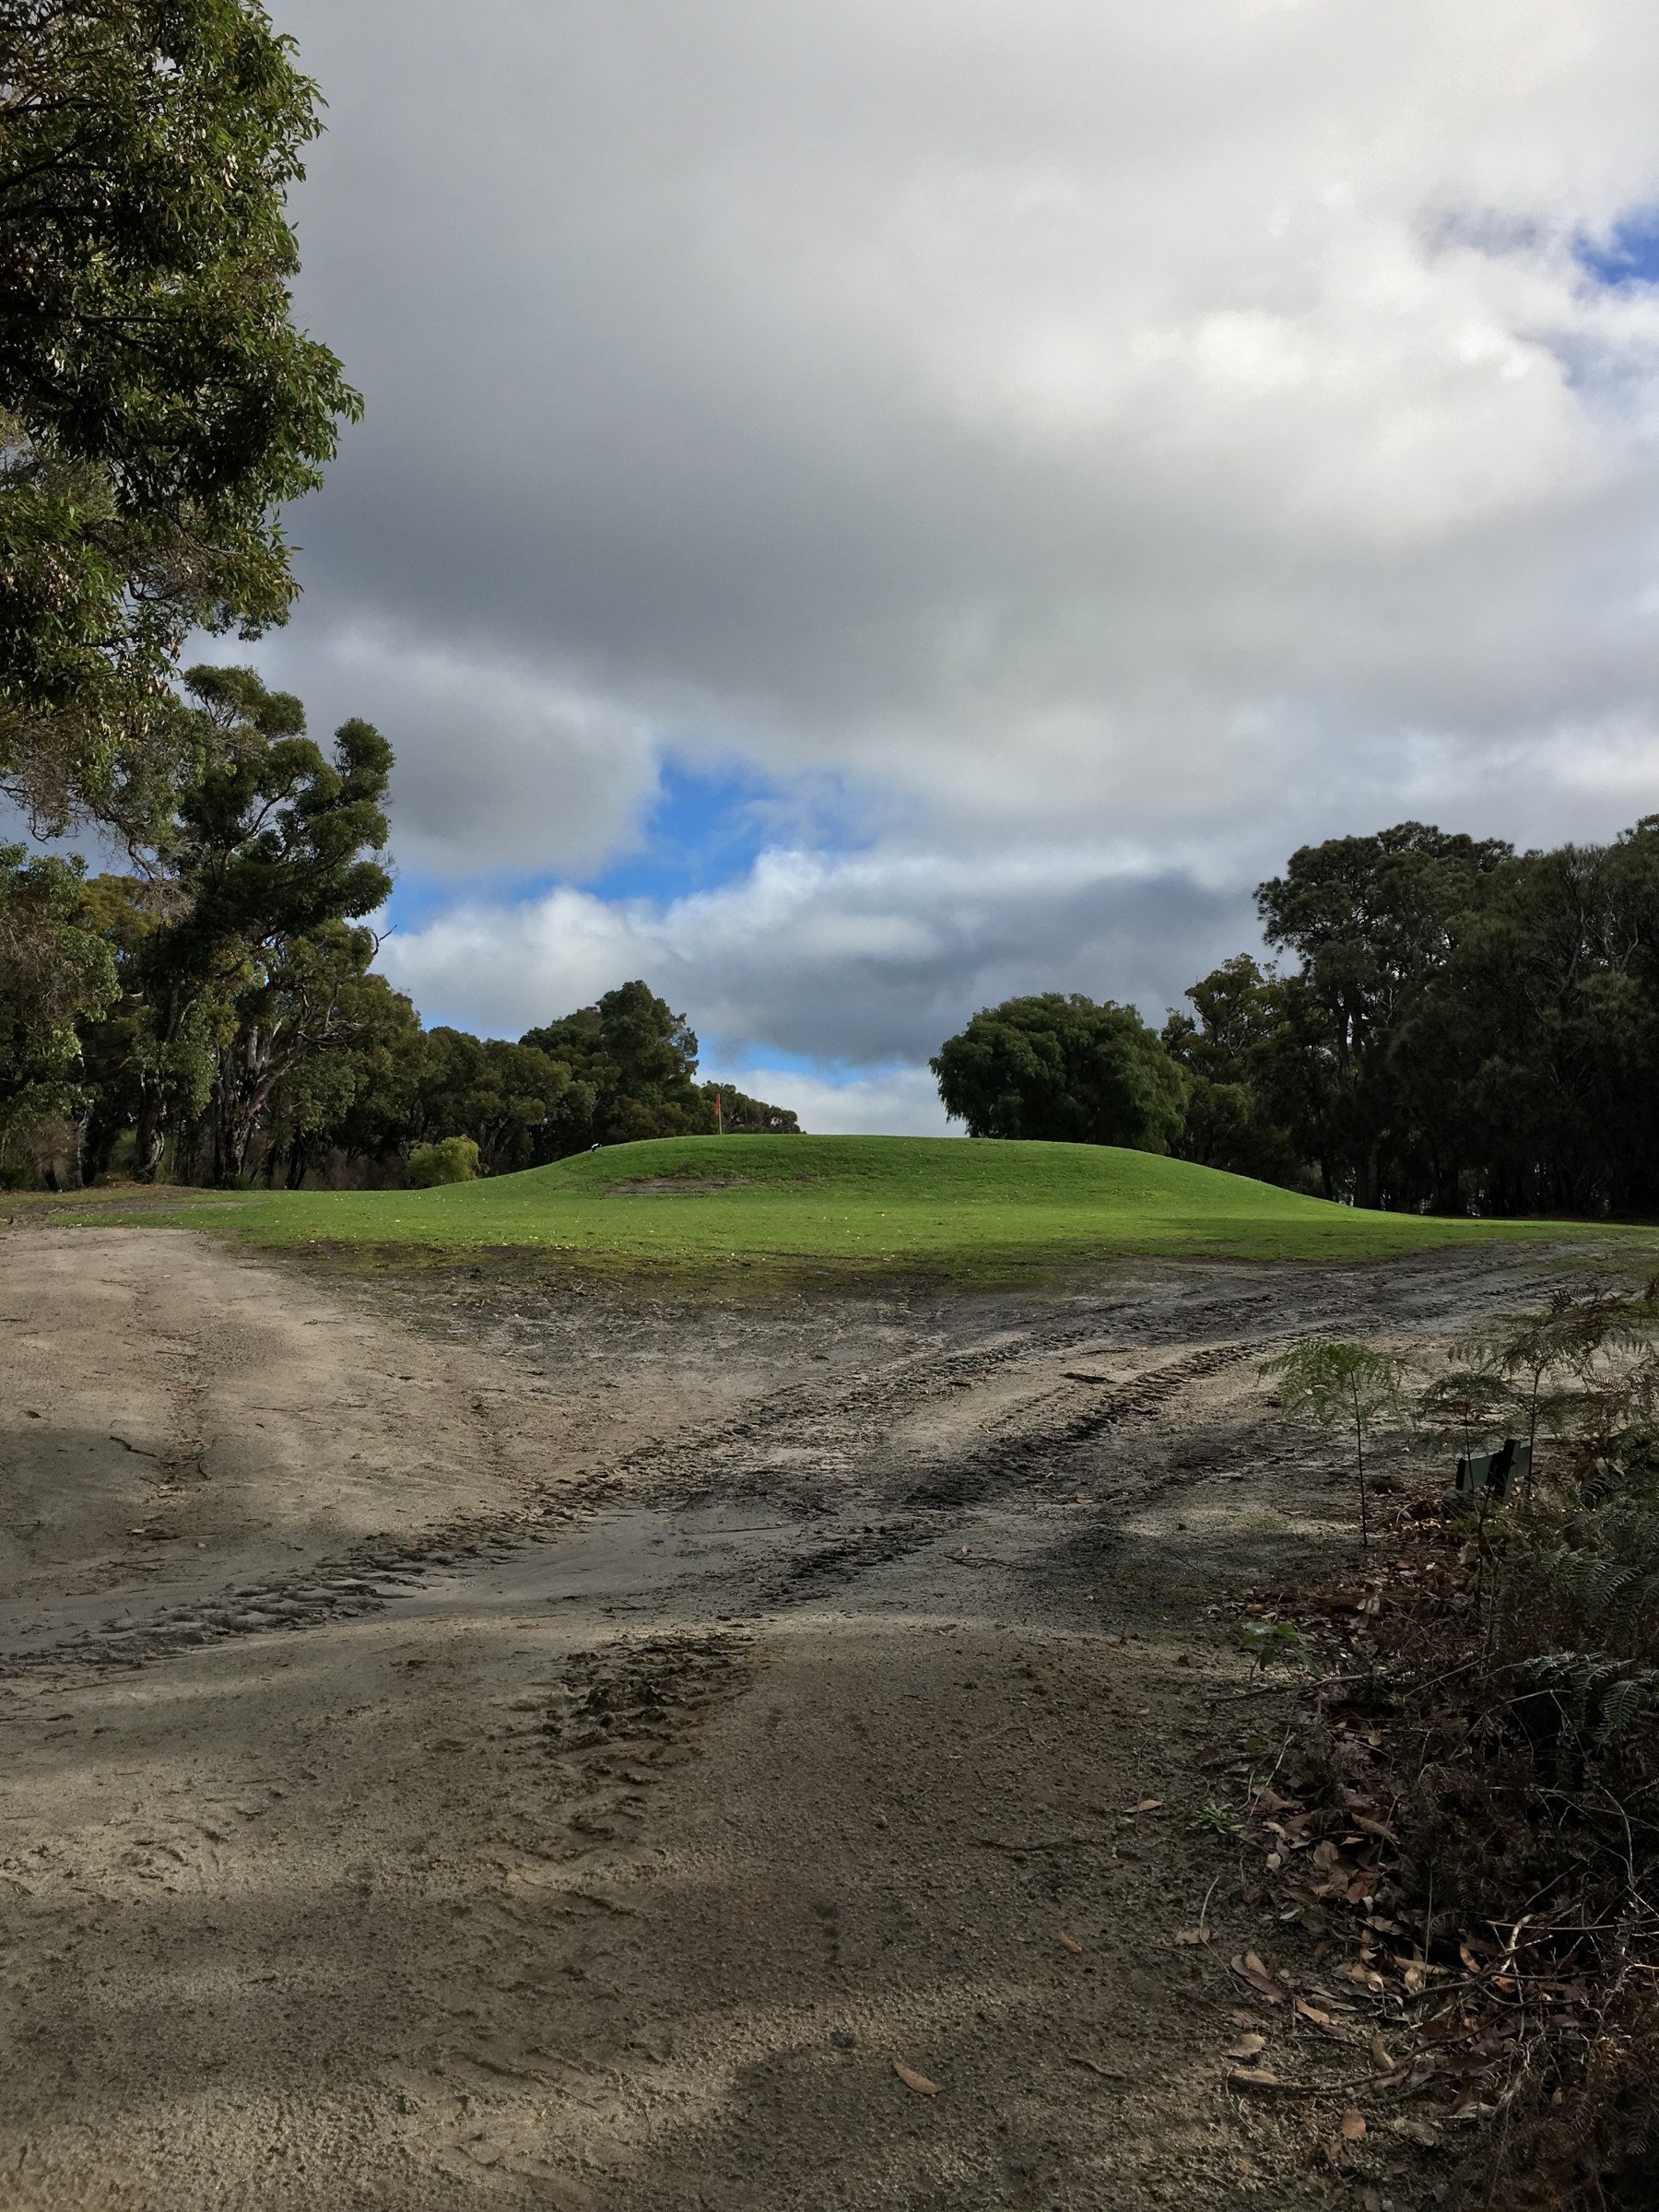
[{"left": 28, "top": 1132, "right": 1653, "bottom": 1285}]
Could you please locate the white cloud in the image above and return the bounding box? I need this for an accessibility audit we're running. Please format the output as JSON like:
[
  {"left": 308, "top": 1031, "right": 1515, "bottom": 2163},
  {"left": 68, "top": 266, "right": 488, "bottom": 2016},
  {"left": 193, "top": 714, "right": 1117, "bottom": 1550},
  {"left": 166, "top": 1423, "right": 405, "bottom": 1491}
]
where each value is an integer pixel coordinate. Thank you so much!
[
  {"left": 198, "top": 627, "right": 659, "bottom": 877},
  {"left": 246, "top": 1, "right": 1659, "bottom": 1072},
  {"left": 717, "top": 1063, "right": 951, "bottom": 1138},
  {"left": 375, "top": 840, "right": 1250, "bottom": 1067}
]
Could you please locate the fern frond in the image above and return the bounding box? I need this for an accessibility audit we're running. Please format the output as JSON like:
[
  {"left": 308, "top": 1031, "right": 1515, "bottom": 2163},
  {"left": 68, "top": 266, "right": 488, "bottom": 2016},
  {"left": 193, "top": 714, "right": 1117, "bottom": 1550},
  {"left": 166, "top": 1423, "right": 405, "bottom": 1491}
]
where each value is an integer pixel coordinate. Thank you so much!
[
  {"left": 1602, "top": 1568, "right": 1659, "bottom": 1646},
  {"left": 1515, "top": 1651, "right": 1659, "bottom": 1747},
  {"left": 1594, "top": 1672, "right": 1659, "bottom": 1745},
  {"left": 1539, "top": 1547, "right": 1627, "bottom": 1624}
]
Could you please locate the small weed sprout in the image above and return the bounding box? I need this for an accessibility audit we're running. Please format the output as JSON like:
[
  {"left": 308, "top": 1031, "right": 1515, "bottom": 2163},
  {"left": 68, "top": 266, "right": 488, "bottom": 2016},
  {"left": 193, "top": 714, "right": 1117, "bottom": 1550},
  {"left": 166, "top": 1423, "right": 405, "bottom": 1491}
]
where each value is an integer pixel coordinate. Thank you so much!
[
  {"left": 1259, "top": 1338, "right": 1406, "bottom": 1547},
  {"left": 1239, "top": 1616, "right": 1301, "bottom": 1671},
  {"left": 1193, "top": 1799, "right": 1243, "bottom": 1839}
]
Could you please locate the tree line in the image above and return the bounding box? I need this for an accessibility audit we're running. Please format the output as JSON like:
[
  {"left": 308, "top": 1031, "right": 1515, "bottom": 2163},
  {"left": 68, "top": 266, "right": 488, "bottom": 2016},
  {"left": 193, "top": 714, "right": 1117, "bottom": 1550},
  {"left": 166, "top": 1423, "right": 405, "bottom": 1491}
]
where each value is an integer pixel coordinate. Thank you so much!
[
  {"left": 935, "top": 818, "right": 1659, "bottom": 1218},
  {"left": 0, "top": 665, "right": 796, "bottom": 1189}
]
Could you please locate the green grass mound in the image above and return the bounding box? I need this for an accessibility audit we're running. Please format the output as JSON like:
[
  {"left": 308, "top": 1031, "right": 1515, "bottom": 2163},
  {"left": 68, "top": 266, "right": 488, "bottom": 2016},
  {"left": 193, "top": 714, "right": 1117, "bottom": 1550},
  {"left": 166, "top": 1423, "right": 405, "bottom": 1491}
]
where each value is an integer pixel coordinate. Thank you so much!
[{"left": 101, "top": 1135, "right": 1629, "bottom": 1273}]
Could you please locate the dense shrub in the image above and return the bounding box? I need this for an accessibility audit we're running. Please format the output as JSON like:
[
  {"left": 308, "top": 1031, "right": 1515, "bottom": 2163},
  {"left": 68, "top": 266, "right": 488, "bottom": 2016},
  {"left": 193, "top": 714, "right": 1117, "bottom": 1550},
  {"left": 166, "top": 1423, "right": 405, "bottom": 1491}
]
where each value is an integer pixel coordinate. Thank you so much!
[
  {"left": 405, "top": 1135, "right": 479, "bottom": 1187},
  {"left": 932, "top": 993, "right": 1184, "bottom": 1151}
]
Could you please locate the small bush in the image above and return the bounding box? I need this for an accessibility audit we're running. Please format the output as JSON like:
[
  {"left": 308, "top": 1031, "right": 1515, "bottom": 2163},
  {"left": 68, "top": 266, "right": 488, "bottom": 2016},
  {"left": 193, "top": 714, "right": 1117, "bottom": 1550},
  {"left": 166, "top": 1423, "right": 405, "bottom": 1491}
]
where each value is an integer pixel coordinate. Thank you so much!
[{"left": 406, "top": 1136, "right": 480, "bottom": 1188}]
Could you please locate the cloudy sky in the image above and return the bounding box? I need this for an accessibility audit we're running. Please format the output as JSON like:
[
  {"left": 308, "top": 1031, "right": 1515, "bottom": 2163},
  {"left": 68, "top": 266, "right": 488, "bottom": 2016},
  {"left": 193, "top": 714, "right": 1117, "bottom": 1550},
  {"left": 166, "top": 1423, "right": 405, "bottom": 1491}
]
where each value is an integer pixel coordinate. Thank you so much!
[{"left": 243, "top": 0, "right": 1659, "bottom": 1132}]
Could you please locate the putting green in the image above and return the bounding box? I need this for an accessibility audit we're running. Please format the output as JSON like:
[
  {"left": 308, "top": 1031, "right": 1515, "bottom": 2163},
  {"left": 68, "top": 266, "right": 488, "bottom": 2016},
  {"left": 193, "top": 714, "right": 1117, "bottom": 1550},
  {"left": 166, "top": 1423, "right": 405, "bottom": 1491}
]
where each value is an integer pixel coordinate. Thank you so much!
[{"left": 84, "top": 1134, "right": 1640, "bottom": 1276}]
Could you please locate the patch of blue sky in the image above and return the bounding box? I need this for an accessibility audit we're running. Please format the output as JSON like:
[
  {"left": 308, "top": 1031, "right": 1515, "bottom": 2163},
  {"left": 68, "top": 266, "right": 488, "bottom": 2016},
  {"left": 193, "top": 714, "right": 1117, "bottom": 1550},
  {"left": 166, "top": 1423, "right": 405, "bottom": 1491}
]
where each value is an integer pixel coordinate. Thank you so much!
[
  {"left": 379, "top": 870, "right": 477, "bottom": 934},
  {"left": 582, "top": 759, "right": 789, "bottom": 903},
  {"left": 380, "top": 754, "right": 870, "bottom": 939},
  {"left": 695, "top": 1051, "right": 953, "bottom": 1136},
  {"left": 377, "top": 860, "right": 583, "bottom": 950},
  {"left": 584, "top": 756, "right": 875, "bottom": 905},
  {"left": 1576, "top": 207, "right": 1659, "bottom": 289},
  {"left": 701, "top": 1043, "right": 841, "bottom": 1080},
  {"left": 696, "top": 1043, "right": 937, "bottom": 1100}
]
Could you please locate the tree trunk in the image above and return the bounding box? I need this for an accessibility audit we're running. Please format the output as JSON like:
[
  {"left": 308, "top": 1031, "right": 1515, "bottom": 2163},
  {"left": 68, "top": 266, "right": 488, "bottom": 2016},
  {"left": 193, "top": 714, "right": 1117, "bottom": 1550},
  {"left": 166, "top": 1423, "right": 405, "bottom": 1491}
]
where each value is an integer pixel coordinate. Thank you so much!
[
  {"left": 68, "top": 1104, "right": 91, "bottom": 1190},
  {"left": 211, "top": 1025, "right": 278, "bottom": 1187},
  {"left": 75, "top": 1102, "right": 124, "bottom": 1189},
  {"left": 133, "top": 1107, "right": 166, "bottom": 1183},
  {"left": 1432, "top": 1150, "right": 1463, "bottom": 1216},
  {"left": 1354, "top": 1145, "right": 1382, "bottom": 1212},
  {"left": 212, "top": 1102, "right": 254, "bottom": 1187}
]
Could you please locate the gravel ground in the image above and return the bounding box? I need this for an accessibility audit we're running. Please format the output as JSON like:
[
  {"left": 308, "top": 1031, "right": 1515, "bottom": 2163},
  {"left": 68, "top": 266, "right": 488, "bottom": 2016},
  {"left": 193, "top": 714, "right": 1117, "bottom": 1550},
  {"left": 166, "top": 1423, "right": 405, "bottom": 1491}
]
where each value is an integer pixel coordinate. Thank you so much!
[{"left": 0, "top": 1223, "right": 1617, "bottom": 2208}]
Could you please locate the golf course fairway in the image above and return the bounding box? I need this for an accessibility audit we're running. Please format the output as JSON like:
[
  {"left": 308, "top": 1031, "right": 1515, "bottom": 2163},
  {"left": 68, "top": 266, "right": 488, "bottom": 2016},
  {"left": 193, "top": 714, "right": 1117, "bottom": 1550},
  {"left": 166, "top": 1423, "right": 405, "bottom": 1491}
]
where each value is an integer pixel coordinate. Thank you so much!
[{"left": 98, "top": 1135, "right": 1633, "bottom": 1275}]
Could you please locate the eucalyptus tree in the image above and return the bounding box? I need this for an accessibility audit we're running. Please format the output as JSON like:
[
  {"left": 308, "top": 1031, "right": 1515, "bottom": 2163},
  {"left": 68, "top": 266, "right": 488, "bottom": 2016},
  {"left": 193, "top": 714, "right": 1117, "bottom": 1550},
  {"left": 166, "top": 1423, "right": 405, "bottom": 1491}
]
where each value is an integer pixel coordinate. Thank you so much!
[
  {"left": 0, "top": 841, "right": 115, "bottom": 1168},
  {"left": 1260, "top": 1338, "right": 1407, "bottom": 1548},
  {"left": 0, "top": 0, "right": 359, "bottom": 842}
]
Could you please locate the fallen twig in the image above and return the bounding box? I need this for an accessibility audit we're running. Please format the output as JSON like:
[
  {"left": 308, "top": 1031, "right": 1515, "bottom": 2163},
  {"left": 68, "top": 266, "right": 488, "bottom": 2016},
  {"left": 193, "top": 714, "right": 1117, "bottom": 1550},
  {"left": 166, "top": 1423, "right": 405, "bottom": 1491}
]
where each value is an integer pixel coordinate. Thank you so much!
[
  {"left": 971, "top": 1833, "right": 1114, "bottom": 1853},
  {"left": 1226, "top": 2068, "right": 1378, "bottom": 2096}
]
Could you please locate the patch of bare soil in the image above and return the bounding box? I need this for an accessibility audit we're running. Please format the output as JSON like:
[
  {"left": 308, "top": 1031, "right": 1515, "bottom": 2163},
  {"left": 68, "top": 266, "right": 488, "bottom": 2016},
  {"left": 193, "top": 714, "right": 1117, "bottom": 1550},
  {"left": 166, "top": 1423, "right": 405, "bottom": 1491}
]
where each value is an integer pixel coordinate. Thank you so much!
[
  {"left": 0, "top": 1223, "right": 1606, "bottom": 2207},
  {"left": 606, "top": 1175, "right": 759, "bottom": 1194}
]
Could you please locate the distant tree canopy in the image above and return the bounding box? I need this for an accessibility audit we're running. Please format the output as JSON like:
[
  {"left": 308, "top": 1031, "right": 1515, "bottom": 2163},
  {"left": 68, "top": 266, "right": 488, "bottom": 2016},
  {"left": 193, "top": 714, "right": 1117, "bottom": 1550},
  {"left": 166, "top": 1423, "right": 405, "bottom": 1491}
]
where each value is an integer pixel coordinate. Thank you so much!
[
  {"left": 1163, "top": 818, "right": 1659, "bottom": 1217},
  {"left": 71, "top": 664, "right": 394, "bottom": 1184},
  {"left": 521, "top": 983, "right": 800, "bottom": 1155},
  {"left": 0, "top": 676, "right": 801, "bottom": 1187},
  {"left": 697, "top": 1079, "right": 800, "bottom": 1136},
  {"left": 931, "top": 993, "right": 1185, "bottom": 1152},
  {"left": 0, "top": 841, "right": 117, "bottom": 1151},
  {"left": 0, "top": 0, "right": 361, "bottom": 844},
  {"left": 1159, "top": 954, "right": 1307, "bottom": 1189},
  {"left": 524, "top": 982, "right": 707, "bottom": 1148},
  {"left": 928, "top": 816, "right": 1659, "bottom": 1218}
]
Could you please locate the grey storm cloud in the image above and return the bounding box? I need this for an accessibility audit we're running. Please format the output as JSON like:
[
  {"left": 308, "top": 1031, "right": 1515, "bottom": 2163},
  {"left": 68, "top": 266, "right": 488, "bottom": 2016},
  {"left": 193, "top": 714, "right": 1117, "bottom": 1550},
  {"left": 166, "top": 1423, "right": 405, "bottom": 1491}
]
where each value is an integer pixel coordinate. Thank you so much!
[
  {"left": 246, "top": 0, "right": 1659, "bottom": 1092},
  {"left": 374, "top": 841, "right": 1255, "bottom": 1064}
]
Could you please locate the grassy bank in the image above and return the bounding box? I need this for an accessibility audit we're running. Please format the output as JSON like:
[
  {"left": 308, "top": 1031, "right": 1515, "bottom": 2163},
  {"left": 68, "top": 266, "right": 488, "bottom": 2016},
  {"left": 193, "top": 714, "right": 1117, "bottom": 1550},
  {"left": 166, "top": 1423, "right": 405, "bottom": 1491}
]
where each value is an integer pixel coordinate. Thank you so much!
[{"left": 72, "top": 1134, "right": 1640, "bottom": 1275}]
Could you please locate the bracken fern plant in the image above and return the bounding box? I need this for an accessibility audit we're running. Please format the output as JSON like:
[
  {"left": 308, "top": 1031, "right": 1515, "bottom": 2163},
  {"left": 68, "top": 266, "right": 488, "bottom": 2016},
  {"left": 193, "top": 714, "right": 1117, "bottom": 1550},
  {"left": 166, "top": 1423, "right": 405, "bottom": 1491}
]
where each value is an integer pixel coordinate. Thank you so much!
[{"left": 1259, "top": 1337, "right": 1406, "bottom": 1547}]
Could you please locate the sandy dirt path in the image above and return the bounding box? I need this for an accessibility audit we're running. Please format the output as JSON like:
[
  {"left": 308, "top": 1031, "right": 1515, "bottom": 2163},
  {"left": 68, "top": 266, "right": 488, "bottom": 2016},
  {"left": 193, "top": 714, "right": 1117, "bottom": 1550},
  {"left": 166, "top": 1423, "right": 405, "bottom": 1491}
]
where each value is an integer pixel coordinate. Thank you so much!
[{"left": 0, "top": 1225, "right": 1589, "bottom": 2208}]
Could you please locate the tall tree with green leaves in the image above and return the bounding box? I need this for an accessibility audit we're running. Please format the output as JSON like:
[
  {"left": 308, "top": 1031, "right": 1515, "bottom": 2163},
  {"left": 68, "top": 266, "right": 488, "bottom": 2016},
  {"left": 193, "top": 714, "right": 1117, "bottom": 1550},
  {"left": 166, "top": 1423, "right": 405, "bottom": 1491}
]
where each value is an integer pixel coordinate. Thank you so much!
[
  {"left": 1256, "top": 824, "right": 1512, "bottom": 1208},
  {"left": 84, "top": 665, "right": 393, "bottom": 1180},
  {"left": 265, "top": 969, "right": 424, "bottom": 1187},
  {"left": 413, "top": 1030, "right": 588, "bottom": 1177},
  {"left": 1434, "top": 824, "right": 1659, "bottom": 1217},
  {"left": 524, "top": 982, "right": 711, "bottom": 1152},
  {"left": 1161, "top": 954, "right": 1311, "bottom": 1187},
  {"left": 206, "top": 917, "right": 388, "bottom": 1186},
  {"left": 0, "top": 0, "right": 359, "bottom": 843},
  {"left": 931, "top": 993, "right": 1184, "bottom": 1151},
  {"left": 0, "top": 841, "right": 115, "bottom": 1169}
]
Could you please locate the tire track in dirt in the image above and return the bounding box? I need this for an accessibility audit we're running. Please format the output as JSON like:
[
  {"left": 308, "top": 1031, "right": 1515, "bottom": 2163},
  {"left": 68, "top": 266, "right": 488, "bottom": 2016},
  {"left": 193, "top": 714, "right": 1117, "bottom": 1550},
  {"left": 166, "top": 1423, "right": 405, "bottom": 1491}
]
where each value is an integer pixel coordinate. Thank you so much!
[
  {"left": 0, "top": 1237, "right": 1613, "bottom": 2212},
  {"left": 0, "top": 1283, "right": 1309, "bottom": 1672},
  {"left": 765, "top": 1342, "right": 1266, "bottom": 1602},
  {"left": 3, "top": 1283, "right": 1312, "bottom": 1679},
  {"left": 0, "top": 1237, "right": 1573, "bottom": 1681},
  {"left": 0, "top": 1323, "right": 1271, "bottom": 1676}
]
